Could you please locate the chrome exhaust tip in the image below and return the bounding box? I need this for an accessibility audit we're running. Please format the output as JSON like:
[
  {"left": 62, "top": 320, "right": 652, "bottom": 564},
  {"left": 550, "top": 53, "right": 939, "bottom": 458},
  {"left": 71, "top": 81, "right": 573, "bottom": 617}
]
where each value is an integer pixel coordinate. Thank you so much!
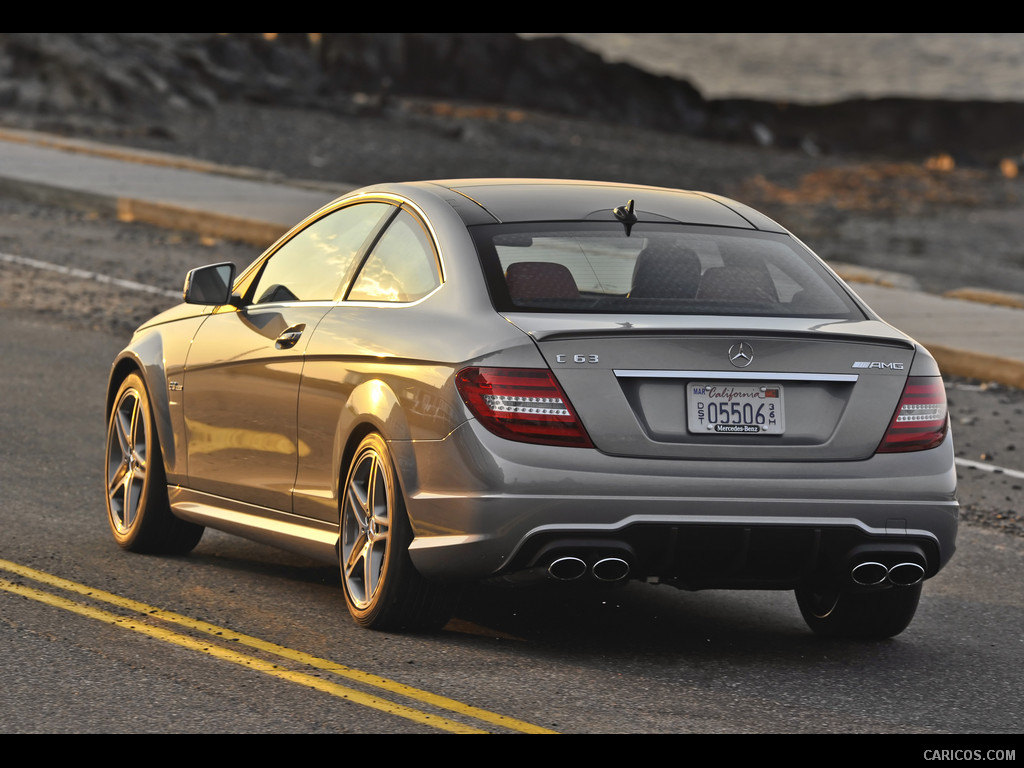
[
  {"left": 592, "top": 557, "right": 630, "bottom": 582},
  {"left": 548, "top": 556, "right": 587, "bottom": 581},
  {"left": 851, "top": 561, "right": 889, "bottom": 586},
  {"left": 887, "top": 562, "right": 925, "bottom": 587}
]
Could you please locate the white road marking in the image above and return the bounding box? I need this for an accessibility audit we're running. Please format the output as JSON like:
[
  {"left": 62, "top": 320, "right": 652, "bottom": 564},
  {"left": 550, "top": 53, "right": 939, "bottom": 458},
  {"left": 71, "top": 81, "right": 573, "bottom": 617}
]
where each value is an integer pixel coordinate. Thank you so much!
[
  {"left": 0, "top": 251, "right": 180, "bottom": 299},
  {"left": 955, "top": 457, "right": 1024, "bottom": 480}
]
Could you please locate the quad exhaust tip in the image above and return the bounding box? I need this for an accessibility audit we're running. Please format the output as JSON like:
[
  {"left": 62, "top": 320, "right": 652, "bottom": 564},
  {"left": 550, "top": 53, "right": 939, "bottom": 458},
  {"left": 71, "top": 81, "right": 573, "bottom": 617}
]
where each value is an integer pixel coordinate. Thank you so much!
[
  {"left": 548, "top": 556, "right": 588, "bottom": 581},
  {"left": 851, "top": 560, "right": 925, "bottom": 587},
  {"left": 887, "top": 561, "right": 926, "bottom": 586},
  {"left": 592, "top": 557, "right": 630, "bottom": 582}
]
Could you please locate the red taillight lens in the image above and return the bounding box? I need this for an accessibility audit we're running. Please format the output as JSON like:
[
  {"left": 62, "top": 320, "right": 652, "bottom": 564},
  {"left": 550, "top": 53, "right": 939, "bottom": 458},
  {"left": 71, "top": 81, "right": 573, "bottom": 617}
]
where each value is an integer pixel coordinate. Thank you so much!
[
  {"left": 876, "top": 376, "right": 949, "bottom": 453},
  {"left": 455, "top": 367, "right": 593, "bottom": 447}
]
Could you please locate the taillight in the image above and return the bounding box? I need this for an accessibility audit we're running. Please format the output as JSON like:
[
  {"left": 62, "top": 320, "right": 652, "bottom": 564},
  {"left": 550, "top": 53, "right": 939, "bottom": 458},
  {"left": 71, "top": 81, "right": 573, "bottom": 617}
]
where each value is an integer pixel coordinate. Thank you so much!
[
  {"left": 455, "top": 367, "right": 593, "bottom": 447},
  {"left": 876, "top": 376, "right": 949, "bottom": 453}
]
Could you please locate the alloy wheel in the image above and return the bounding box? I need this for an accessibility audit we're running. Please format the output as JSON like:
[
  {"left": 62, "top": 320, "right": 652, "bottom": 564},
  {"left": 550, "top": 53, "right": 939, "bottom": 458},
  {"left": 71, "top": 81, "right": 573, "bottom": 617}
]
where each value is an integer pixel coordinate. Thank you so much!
[
  {"left": 106, "top": 387, "right": 148, "bottom": 535},
  {"left": 341, "top": 445, "right": 393, "bottom": 610}
]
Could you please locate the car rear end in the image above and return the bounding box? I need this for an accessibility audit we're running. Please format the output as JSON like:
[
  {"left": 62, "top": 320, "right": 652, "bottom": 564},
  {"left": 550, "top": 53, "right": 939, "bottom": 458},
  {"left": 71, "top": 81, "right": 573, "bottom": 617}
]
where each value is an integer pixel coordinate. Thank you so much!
[
  {"left": 446, "top": 323, "right": 956, "bottom": 591},
  {"left": 415, "top": 186, "right": 955, "bottom": 585},
  {"left": 393, "top": 181, "right": 957, "bottom": 637}
]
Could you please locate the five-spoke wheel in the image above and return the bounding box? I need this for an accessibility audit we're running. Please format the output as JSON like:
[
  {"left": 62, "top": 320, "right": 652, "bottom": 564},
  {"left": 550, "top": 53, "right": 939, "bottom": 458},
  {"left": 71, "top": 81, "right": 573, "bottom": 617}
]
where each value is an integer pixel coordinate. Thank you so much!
[
  {"left": 340, "top": 433, "right": 456, "bottom": 630},
  {"left": 105, "top": 373, "right": 203, "bottom": 553},
  {"left": 341, "top": 435, "right": 395, "bottom": 612}
]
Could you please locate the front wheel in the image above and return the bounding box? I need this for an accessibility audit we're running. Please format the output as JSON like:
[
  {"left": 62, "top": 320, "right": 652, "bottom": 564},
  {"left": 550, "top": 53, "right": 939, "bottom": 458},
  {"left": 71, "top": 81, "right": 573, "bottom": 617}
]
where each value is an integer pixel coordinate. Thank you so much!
[
  {"left": 105, "top": 373, "right": 203, "bottom": 554},
  {"left": 795, "top": 583, "right": 922, "bottom": 640},
  {"left": 339, "top": 433, "right": 456, "bottom": 630}
]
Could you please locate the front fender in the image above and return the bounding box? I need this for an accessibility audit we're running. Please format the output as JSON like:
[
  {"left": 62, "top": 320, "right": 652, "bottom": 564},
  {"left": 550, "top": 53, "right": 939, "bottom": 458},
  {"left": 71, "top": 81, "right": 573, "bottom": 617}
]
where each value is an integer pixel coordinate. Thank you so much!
[{"left": 107, "top": 313, "right": 207, "bottom": 482}]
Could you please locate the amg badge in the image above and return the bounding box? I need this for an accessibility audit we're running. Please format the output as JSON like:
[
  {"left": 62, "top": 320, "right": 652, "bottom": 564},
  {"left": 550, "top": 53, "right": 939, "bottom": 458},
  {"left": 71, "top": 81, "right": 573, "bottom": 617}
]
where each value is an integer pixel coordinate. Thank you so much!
[{"left": 852, "top": 361, "right": 905, "bottom": 370}]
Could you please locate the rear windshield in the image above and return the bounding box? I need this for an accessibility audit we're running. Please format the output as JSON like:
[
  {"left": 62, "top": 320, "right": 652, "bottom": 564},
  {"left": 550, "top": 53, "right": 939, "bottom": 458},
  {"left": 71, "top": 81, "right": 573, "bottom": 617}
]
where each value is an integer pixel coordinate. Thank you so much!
[{"left": 472, "top": 222, "right": 864, "bottom": 319}]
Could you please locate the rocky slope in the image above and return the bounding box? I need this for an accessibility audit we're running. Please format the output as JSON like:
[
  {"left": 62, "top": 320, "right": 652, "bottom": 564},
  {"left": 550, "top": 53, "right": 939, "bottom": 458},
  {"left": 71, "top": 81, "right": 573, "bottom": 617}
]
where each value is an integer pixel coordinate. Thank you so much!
[{"left": 4, "top": 32, "right": 1024, "bottom": 163}]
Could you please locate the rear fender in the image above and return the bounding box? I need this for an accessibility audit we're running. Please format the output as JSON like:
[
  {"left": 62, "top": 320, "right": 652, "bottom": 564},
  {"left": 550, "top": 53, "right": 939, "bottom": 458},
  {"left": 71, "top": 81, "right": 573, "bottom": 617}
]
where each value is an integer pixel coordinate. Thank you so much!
[{"left": 336, "top": 378, "right": 418, "bottom": 504}]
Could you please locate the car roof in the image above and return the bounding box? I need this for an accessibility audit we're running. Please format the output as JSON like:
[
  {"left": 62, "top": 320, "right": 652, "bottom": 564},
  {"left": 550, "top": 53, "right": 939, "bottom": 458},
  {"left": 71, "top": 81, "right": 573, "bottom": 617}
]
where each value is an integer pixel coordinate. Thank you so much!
[{"left": 401, "top": 178, "right": 787, "bottom": 232}]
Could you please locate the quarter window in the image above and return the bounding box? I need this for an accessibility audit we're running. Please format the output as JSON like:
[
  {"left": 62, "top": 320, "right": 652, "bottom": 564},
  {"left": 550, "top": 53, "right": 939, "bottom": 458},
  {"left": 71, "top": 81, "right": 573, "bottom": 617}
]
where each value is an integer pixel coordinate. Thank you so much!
[
  {"left": 252, "top": 202, "right": 394, "bottom": 304},
  {"left": 347, "top": 209, "right": 441, "bottom": 303}
]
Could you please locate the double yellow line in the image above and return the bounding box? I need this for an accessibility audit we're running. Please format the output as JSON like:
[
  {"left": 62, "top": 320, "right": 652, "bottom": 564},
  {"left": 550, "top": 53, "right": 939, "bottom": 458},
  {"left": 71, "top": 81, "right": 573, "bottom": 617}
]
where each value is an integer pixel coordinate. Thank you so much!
[{"left": 0, "top": 558, "right": 556, "bottom": 734}]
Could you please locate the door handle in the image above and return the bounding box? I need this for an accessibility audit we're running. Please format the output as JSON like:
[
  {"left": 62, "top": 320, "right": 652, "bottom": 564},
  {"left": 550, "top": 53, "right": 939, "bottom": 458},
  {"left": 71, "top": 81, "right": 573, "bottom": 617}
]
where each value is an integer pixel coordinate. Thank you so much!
[{"left": 275, "top": 324, "right": 306, "bottom": 349}]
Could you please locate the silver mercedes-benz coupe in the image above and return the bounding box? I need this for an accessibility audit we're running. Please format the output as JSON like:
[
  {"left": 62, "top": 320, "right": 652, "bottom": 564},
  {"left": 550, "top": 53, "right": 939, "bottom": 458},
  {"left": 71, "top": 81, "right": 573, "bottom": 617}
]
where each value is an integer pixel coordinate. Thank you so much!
[{"left": 105, "top": 179, "right": 958, "bottom": 639}]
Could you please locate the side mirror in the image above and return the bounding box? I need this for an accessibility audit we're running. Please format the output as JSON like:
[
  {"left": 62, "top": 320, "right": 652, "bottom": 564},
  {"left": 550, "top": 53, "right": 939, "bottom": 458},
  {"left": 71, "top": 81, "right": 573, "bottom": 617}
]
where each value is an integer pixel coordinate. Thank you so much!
[{"left": 183, "top": 262, "right": 237, "bottom": 305}]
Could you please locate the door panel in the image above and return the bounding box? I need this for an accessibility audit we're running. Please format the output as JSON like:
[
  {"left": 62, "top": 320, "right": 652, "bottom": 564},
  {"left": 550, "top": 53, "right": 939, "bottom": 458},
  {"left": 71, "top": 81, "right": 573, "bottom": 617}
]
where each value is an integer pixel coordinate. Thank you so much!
[{"left": 183, "top": 304, "right": 331, "bottom": 511}]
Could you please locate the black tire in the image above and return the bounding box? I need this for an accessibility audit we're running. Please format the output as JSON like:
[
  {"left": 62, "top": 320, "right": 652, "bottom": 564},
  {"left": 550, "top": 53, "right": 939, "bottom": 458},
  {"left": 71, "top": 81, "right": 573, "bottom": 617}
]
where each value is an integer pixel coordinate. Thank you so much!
[
  {"left": 339, "top": 433, "right": 456, "bottom": 630},
  {"left": 105, "top": 373, "right": 204, "bottom": 554},
  {"left": 795, "top": 583, "right": 922, "bottom": 640}
]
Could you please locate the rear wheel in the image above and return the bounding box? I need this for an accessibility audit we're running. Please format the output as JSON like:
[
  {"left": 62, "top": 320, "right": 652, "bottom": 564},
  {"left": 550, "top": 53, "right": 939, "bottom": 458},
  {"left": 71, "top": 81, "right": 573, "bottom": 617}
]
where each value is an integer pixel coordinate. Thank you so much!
[
  {"left": 105, "top": 373, "right": 203, "bottom": 554},
  {"left": 795, "top": 583, "right": 922, "bottom": 640},
  {"left": 339, "top": 433, "right": 456, "bottom": 630}
]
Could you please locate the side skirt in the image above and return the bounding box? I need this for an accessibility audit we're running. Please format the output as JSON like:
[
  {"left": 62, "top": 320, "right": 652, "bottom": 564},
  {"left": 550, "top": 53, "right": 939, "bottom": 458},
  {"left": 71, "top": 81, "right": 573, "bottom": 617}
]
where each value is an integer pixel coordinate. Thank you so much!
[{"left": 169, "top": 486, "right": 339, "bottom": 564}]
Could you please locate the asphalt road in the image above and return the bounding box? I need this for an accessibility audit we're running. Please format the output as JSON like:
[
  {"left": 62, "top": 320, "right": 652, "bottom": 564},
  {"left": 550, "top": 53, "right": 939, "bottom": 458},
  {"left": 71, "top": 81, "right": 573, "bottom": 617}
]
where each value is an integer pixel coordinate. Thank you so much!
[{"left": 1, "top": 204, "right": 1022, "bottom": 736}]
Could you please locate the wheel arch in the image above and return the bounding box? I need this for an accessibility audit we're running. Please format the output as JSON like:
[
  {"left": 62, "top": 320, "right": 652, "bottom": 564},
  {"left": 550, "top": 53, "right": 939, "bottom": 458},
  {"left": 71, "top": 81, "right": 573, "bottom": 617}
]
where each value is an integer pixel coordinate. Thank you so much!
[
  {"left": 339, "top": 422, "right": 380, "bottom": 493},
  {"left": 106, "top": 337, "right": 178, "bottom": 478},
  {"left": 334, "top": 378, "right": 419, "bottom": 520},
  {"left": 106, "top": 355, "right": 143, "bottom": 419}
]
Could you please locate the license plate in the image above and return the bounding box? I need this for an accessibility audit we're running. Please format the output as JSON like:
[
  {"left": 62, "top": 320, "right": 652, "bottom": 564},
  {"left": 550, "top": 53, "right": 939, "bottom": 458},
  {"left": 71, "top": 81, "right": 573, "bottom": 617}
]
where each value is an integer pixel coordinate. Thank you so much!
[{"left": 687, "top": 383, "right": 785, "bottom": 434}]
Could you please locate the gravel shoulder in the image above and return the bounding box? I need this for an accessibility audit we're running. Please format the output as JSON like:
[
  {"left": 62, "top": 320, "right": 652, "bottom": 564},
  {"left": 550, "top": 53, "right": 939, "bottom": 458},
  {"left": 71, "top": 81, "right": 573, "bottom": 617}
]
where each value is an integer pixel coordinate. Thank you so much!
[{"left": 0, "top": 195, "right": 259, "bottom": 337}]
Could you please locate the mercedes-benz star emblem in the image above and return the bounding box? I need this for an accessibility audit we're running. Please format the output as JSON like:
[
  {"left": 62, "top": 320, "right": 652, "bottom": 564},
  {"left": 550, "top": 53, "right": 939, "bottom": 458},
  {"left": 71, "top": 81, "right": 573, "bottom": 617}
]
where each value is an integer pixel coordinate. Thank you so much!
[{"left": 729, "top": 342, "right": 754, "bottom": 368}]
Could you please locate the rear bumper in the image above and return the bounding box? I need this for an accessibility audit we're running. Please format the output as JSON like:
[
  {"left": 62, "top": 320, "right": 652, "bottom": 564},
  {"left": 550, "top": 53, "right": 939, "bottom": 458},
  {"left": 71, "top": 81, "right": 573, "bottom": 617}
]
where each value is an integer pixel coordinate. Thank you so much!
[{"left": 395, "top": 421, "right": 959, "bottom": 587}]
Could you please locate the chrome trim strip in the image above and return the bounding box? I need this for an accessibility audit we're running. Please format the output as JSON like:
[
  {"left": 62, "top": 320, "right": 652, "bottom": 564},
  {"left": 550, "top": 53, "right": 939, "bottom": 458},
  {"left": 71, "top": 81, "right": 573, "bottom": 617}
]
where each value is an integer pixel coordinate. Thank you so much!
[{"left": 614, "top": 369, "right": 859, "bottom": 382}]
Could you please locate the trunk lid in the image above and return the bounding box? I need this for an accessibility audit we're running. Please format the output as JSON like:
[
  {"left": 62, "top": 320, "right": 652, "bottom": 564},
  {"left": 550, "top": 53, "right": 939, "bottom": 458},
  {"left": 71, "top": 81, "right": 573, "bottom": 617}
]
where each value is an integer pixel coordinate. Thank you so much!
[{"left": 505, "top": 313, "right": 917, "bottom": 461}]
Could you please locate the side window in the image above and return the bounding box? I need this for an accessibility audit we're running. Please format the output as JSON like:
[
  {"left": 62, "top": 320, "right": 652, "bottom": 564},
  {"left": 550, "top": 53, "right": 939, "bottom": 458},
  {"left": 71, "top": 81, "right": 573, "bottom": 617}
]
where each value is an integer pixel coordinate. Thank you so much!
[
  {"left": 347, "top": 209, "right": 441, "bottom": 303},
  {"left": 252, "top": 202, "right": 393, "bottom": 304}
]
